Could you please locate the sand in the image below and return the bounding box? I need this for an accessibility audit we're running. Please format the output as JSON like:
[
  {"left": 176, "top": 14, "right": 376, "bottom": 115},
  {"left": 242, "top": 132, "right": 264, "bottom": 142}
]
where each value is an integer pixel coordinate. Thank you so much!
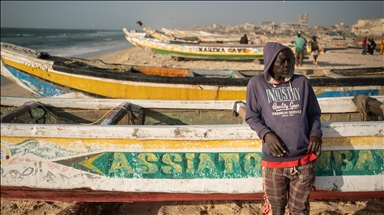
[
  {"left": 1, "top": 46, "right": 383, "bottom": 214},
  {"left": 2, "top": 198, "right": 384, "bottom": 215}
]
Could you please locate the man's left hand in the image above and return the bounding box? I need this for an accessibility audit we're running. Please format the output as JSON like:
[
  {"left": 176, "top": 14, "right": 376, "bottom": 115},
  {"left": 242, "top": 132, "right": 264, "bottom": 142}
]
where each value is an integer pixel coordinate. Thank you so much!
[{"left": 307, "top": 136, "right": 322, "bottom": 155}]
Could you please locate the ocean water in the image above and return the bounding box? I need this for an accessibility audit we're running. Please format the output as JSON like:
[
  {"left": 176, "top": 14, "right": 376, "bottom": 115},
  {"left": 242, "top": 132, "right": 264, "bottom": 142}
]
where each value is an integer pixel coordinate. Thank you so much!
[
  {"left": 0, "top": 27, "right": 132, "bottom": 58},
  {"left": 1, "top": 27, "right": 133, "bottom": 85}
]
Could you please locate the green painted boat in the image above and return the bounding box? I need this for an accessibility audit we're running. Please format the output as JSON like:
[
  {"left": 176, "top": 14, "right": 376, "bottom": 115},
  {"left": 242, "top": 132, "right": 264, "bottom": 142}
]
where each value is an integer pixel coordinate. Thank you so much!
[
  {"left": 123, "top": 28, "right": 312, "bottom": 60},
  {"left": 1, "top": 96, "right": 383, "bottom": 202}
]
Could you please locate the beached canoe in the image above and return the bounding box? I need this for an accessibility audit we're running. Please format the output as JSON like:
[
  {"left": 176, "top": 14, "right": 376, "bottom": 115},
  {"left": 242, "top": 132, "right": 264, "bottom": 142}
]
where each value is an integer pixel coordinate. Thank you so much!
[
  {"left": 143, "top": 28, "right": 349, "bottom": 54},
  {"left": 1, "top": 95, "right": 383, "bottom": 201},
  {"left": 160, "top": 28, "right": 243, "bottom": 43},
  {"left": 1, "top": 42, "right": 383, "bottom": 100},
  {"left": 123, "top": 28, "right": 313, "bottom": 60}
]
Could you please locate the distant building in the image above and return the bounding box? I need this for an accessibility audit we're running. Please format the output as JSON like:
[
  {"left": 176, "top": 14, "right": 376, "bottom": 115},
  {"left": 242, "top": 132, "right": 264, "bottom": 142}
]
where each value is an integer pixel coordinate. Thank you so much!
[
  {"left": 260, "top": 21, "right": 275, "bottom": 30},
  {"left": 243, "top": 21, "right": 255, "bottom": 31},
  {"left": 351, "top": 18, "right": 384, "bottom": 36},
  {"left": 335, "top": 22, "right": 345, "bottom": 28},
  {"left": 225, "top": 25, "right": 239, "bottom": 32},
  {"left": 280, "top": 22, "right": 301, "bottom": 31},
  {"left": 298, "top": 13, "right": 309, "bottom": 28}
]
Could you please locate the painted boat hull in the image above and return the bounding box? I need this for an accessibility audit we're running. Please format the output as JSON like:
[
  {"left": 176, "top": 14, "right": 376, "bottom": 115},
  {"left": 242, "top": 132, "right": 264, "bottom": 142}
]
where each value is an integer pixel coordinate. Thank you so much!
[
  {"left": 1, "top": 42, "right": 383, "bottom": 100},
  {"left": 123, "top": 28, "right": 312, "bottom": 60},
  {"left": 1, "top": 97, "right": 383, "bottom": 201}
]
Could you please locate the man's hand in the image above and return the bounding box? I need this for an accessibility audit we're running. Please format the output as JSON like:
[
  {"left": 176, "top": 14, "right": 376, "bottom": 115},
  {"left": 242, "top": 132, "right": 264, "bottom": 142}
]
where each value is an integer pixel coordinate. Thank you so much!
[
  {"left": 307, "top": 136, "right": 322, "bottom": 155},
  {"left": 264, "top": 132, "right": 286, "bottom": 157}
]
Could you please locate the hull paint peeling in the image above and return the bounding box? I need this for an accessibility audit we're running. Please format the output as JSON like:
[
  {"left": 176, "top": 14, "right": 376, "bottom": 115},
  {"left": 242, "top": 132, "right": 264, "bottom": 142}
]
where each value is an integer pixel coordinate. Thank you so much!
[
  {"left": 1, "top": 122, "right": 383, "bottom": 201},
  {"left": 1, "top": 42, "right": 383, "bottom": 100}
]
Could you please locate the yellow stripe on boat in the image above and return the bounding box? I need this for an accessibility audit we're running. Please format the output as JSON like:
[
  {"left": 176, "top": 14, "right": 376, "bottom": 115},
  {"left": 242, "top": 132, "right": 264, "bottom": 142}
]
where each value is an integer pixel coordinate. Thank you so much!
[
  {"left": 1, "top": 136, "right": 382, "bottom": 151},
  {"left": 2, "top": 58, "right": 246, "bottom": 100}
]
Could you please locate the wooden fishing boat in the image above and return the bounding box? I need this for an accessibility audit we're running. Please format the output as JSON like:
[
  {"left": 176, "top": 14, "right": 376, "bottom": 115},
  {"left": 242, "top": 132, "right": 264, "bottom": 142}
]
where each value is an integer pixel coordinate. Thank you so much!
[
  {"left": 149, "top": 28, "right": 350, "bottom": 53},
  {"left": 123, "top": 28, "right": 312, "bottom": 60},
  {"left": 1, "top": 42, "right": 383, "bottom": 100},
  {"left": 160, "top": 27, "right": 246, "bottom": 44},
  {"left": 1, "top": 95, "right": 383, "bottom": 201}
]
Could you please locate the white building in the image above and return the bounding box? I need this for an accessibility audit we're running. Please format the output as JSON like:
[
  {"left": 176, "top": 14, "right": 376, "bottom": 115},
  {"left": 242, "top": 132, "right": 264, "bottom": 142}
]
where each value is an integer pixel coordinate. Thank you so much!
[
  {"left": 298, "top": 13, "right": 309, "bottom": 28},
  {"left": 260, "top": 21, "right": 275, "bottom": 30},
  {"left": 351, "top": 18, "right": 384, "bottom": 36}
]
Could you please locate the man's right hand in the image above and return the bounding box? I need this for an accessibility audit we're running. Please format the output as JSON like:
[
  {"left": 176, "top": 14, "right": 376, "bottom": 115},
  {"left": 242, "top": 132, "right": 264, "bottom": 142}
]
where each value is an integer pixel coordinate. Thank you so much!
[{"left": 264, "top": 132, "right": 286, "bottom": 157}]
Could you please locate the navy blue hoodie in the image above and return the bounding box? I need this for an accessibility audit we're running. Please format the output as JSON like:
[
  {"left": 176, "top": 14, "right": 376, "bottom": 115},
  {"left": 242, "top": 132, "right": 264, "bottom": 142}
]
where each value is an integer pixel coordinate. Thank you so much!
[{"left": 245, "top": 42, "right": 322, "bottom": 162}]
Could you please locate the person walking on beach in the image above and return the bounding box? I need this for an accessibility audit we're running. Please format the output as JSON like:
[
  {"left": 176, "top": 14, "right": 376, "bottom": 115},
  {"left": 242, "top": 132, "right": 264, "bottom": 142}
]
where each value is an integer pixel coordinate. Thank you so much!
[
  {"left": 240, "top": 34, "right": 249, "bottom": 44},
  {"left": 245, "top": 42, "right": 322, "bottom": 215},
  {"left": 367, "top": 38, "right": 373, "bottom": 55},
  {"left": 369, "top": 38, "right": 377, "bottom": 55},
  {"left": 380, "top": 40, "right": 384, "bottom": 55},
  {"left": 291, "top": 31, "right": 306, "bottom": 66},
  {"left": 362, "top": 36, "right": 367, "bottom": 55},
  {"left": 309, "top": 35, "right": 324, "bottom": 65}
]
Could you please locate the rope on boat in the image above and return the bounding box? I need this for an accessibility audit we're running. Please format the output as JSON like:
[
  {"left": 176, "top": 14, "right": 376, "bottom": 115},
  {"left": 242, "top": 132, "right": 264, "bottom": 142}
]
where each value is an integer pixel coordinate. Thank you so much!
[
  {"left": 80, "top": 106, "right": 130, "bottom": 125},
  {"left": 30, "top": 102, "right": 131, "bottom": 125}
]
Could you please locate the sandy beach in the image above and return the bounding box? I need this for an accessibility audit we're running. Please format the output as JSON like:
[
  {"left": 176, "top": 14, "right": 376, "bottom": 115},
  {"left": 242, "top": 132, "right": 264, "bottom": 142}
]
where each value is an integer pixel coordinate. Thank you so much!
[{"left": 1, "top": 46, "right": 383, "bottom": 214}]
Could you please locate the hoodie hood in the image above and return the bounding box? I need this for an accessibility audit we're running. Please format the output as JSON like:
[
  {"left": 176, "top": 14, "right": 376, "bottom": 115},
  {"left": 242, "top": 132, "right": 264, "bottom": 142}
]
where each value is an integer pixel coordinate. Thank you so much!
[{"left": 263, "top": 42, "right": 294, "bottom": 84}]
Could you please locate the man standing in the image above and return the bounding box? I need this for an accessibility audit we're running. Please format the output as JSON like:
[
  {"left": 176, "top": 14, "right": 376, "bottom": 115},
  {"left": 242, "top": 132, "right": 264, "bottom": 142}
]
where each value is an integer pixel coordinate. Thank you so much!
[
  {"left": 292, "top": 31, "right": 306, "bottom": 66},
  {"left": 240, "top": 34, "right": 249, "bottom": 44},
  {"left": 245, "top": 42, "right": 322, "bottom": 215}
]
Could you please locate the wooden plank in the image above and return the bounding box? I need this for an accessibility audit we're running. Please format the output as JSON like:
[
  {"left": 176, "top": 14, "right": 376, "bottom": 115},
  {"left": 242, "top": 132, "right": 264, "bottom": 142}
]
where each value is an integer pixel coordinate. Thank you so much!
[
  {"left": 100, "top": 102, "right": 131, "bottom": 125},
  {"left": 1, "top": 186, "right": 383, "bottom": 202},
  {"left": 0, "top": 102, "right": 39, "bottom": 123},
  {"left": 1, "top": 96, "right": 384, "bottom": 115}
]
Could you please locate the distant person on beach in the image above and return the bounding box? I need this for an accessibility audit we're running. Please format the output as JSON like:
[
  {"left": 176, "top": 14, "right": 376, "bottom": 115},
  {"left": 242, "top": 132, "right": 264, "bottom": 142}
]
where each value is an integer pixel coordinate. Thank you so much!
[
  {"left": 380, "top": 40, "right": 384, "bottom": 55},
  {"left": 367, "top": 38, "right": 373, "bottom": 55},
  {"left": 369, "top": 38, "right": 377, "bottom": 55},
  {"left": 291, "top": 31, "right": 306, "bottom": 66},
  {"left": 362, "top": 36, "right": 368, "bottom": 55},
  {"left": 309, "top": 35, "right": 324, "bottom": 65},
  {"left": 254, "top": 35, "right": 262, "bottom": 45},
  {"left": 240, "top": 34, "right": 248, "bottom": 44},
  {"left": 246, "top": 42, "right": 322, "bottom": 215}
]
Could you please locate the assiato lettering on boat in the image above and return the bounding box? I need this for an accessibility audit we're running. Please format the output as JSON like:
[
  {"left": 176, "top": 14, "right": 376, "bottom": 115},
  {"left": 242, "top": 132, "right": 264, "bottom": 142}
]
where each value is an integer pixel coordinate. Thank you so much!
[
  {"left": 50, "top": 150, "right": 384, "bottom": 179},
  {"left": 2, "top": 150, "right": 382, "bottom": 180}
]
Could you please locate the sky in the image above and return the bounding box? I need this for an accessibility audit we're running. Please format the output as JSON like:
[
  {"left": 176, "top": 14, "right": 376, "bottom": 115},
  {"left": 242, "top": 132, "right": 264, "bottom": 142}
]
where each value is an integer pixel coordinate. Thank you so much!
[{"left": 1, "top": 1, "right": 383, "bottom": 30}]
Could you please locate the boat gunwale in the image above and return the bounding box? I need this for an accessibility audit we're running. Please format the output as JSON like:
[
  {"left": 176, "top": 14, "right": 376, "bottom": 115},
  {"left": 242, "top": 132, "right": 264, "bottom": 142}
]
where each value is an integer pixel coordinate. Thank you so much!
[{"left": 1, "top": 185, "right": 383, "bottom": 201}]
